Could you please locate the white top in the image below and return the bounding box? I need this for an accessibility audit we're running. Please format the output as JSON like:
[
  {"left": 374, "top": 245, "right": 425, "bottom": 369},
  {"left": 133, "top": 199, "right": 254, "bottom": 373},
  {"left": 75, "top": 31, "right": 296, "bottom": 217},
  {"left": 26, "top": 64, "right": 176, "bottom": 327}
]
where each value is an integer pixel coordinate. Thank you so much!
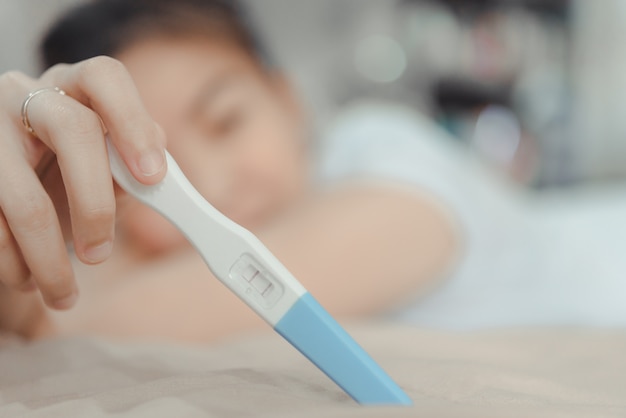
[{"left": 316, "top": 101, "right": 626, "bottom": 330}]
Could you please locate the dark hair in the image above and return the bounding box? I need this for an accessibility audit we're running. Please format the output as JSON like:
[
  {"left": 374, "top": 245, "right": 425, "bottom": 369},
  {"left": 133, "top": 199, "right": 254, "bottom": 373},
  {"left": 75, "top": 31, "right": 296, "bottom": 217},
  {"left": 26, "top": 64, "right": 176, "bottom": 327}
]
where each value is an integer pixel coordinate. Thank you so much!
[{"left": 40, "top": 0, "right": 269, "bottom": 71}]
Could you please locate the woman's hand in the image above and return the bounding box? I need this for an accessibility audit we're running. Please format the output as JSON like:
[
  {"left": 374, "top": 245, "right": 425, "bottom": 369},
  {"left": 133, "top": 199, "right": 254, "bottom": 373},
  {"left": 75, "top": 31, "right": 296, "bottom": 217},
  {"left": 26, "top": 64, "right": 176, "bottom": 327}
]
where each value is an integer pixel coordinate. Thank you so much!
[{"left": 0, "top": 56, "right": 167, "bottom": 311}]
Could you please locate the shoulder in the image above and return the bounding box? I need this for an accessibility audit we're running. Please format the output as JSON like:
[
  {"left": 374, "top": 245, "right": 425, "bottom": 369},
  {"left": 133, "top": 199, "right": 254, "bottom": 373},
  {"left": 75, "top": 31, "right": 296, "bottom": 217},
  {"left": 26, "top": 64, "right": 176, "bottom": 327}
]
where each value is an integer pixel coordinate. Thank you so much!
[{"left": 317, "top": 100, "right": 467, "bottom": 180}]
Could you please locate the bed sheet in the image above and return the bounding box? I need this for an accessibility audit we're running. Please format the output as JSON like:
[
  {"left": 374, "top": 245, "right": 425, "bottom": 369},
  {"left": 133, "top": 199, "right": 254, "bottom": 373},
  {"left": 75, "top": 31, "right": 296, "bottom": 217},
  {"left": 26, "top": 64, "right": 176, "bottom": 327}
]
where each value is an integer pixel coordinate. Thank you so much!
[{"left": 1, "top": 322, "right": 625, "bottom": 417}]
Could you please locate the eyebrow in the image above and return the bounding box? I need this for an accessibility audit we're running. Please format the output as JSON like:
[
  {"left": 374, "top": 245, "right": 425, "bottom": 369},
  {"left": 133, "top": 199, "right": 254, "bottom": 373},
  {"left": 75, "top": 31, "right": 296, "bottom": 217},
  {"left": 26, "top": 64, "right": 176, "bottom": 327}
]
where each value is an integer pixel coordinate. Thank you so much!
[{"left": 187, "top": 71, "right": 241, "bottom": 118}]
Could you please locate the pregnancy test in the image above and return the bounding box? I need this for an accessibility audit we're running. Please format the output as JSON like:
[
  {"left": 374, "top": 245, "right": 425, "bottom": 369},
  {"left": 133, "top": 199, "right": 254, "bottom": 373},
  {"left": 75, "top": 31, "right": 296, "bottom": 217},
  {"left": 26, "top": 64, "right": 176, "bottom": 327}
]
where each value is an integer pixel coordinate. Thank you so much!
[{"left": 106, "top": 140, "right": 412, "bottom": 405}]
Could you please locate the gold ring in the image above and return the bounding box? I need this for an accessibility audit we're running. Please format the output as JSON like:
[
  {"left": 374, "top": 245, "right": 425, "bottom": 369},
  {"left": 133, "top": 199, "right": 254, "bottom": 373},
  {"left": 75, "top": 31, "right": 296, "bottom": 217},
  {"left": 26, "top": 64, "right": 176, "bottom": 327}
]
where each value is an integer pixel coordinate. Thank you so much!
[{"left": 21, "top": 87, "right": 66, "bottom": 137}]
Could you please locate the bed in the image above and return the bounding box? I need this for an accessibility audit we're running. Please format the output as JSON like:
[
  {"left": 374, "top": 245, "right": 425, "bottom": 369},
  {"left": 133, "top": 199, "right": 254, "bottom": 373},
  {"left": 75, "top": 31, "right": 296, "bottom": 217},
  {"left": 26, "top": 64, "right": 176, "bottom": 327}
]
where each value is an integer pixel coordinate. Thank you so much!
[{"left": 1, "top": 322, "right": 625, "bottom": 417}]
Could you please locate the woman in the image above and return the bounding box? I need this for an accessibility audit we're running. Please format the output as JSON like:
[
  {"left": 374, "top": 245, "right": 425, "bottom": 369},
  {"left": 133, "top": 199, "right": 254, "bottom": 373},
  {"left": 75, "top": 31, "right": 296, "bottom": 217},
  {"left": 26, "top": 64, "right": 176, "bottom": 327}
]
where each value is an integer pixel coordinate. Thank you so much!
[{"left": 0, "top": 0, "right": 456, "bottom": 342}]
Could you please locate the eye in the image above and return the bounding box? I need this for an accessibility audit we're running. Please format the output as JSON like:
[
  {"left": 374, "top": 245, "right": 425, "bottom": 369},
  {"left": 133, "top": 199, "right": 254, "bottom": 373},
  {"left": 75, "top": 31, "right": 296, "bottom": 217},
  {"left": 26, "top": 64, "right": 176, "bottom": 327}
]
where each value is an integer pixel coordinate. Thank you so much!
[
  {"left": 195, "top": 103, "right": 247, "bottom": 142},
  {"left": 212, "top": 106, "right": 246, "bottom": 137}
]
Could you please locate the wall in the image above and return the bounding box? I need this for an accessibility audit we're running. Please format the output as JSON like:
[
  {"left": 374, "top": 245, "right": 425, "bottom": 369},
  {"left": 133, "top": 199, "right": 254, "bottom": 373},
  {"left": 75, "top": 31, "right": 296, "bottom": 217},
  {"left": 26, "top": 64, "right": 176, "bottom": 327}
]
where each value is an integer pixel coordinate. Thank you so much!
[{"left": 2, "top": 0, "right": 626, "bottom": 184}]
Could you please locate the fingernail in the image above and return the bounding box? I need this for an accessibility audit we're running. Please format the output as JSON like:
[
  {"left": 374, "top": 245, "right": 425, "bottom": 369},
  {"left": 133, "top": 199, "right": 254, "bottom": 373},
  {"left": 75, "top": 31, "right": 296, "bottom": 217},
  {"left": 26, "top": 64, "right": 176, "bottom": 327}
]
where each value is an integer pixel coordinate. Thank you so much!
[
  {"left": 138, "top": 149, "right": 166, "bottom": 177},
  {"left": 53, "top": 291, "right": 77, "bottom": 310},
  {"left": 84, "top": 241, "right": 112, "bottom": 263}
]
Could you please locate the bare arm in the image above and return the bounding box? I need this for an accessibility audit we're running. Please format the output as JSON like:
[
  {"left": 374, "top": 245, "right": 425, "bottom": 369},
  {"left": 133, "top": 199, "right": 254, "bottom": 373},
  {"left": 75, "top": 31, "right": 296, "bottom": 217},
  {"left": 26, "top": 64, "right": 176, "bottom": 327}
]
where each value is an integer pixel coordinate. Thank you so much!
[
  {"left": 261, "top": 181, "right": 458, "bottom": 317},
  {"left": 56, "top": 181, "right": 458, "bottom": 342}
]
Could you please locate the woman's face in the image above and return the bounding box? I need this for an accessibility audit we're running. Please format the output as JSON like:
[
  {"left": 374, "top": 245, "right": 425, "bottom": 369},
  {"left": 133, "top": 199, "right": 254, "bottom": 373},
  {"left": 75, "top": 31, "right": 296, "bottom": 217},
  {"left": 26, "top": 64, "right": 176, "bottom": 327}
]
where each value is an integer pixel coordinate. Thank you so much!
[{"left": 116, "top": 36, "right": 310, "bottom": 253}]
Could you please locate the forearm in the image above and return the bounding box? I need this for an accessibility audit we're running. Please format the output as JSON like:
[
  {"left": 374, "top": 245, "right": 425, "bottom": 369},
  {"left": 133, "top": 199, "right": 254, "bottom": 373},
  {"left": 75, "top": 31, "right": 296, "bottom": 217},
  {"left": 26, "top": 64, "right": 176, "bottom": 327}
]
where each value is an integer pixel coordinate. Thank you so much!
[
  {"left": 260, "top": 181, "right": 458, "bottom": 316},
  {"left": 55, "top": 181, "right": 458, "bottom": 342}
]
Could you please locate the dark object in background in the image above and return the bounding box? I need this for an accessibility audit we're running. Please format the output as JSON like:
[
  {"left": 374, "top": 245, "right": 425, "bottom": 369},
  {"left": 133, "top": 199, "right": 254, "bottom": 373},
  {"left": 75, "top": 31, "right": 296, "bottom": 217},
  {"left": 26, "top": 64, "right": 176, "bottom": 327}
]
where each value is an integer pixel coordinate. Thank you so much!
[{"left": 434, "top": 77, "right": 511, "bottom": 113}]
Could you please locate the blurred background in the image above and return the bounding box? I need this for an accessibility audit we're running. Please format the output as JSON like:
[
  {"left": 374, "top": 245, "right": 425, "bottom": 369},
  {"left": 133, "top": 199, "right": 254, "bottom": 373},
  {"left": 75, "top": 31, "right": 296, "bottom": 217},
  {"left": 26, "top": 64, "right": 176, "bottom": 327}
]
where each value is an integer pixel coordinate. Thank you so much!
[{"left": 1, "top": 0, "right": 625, "bottom": 189}]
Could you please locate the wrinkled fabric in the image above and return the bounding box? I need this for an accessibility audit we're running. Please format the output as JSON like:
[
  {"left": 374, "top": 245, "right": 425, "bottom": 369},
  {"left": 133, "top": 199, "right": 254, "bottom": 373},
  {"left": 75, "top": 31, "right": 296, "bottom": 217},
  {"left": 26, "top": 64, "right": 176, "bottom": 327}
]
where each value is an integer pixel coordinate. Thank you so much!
[{"left": 2, "top": 323, "right": 626, "bottom": 417}]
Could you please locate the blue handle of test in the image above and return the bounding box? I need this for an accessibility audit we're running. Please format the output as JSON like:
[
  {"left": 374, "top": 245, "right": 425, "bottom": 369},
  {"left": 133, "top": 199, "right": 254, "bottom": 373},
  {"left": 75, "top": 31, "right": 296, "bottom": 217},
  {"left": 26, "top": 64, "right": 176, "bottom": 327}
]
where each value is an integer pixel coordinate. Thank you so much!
[{"left": 274, "top": 293, "right": 413, "bottom": 405}]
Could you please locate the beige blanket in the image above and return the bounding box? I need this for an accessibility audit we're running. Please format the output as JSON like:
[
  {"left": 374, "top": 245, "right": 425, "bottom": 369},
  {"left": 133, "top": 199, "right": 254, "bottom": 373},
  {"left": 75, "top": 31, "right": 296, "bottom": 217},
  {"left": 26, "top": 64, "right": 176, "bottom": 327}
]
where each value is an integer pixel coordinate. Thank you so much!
[{"left": 1, "top": 323, "right": 625, "bottom": 417}]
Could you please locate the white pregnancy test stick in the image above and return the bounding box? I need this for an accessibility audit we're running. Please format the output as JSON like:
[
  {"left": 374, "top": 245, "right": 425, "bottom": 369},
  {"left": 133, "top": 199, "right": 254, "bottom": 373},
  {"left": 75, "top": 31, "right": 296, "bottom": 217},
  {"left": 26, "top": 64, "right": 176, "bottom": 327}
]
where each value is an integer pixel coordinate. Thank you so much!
[{"left": 106, "top": 139, "right": 411, "bottom": 405}]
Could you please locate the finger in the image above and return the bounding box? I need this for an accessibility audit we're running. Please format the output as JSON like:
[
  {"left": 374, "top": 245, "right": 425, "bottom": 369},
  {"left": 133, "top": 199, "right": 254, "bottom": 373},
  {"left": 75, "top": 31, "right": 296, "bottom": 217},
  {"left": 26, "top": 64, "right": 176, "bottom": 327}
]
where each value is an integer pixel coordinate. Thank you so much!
[
  {"left": 0, "top": 71, "right": 50, "bottom": 167},
  {"left": 0, "top": 149, "right": 77, "bottom": 310},
  {"left": 17, "top": 90, "right": 116, "bottom": 265},
  {"left": 0, "top": 210, "right": 32, "bottom": 292},
  {"left": 42, "top": 57, "right": 167, "bottom": 184}
]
